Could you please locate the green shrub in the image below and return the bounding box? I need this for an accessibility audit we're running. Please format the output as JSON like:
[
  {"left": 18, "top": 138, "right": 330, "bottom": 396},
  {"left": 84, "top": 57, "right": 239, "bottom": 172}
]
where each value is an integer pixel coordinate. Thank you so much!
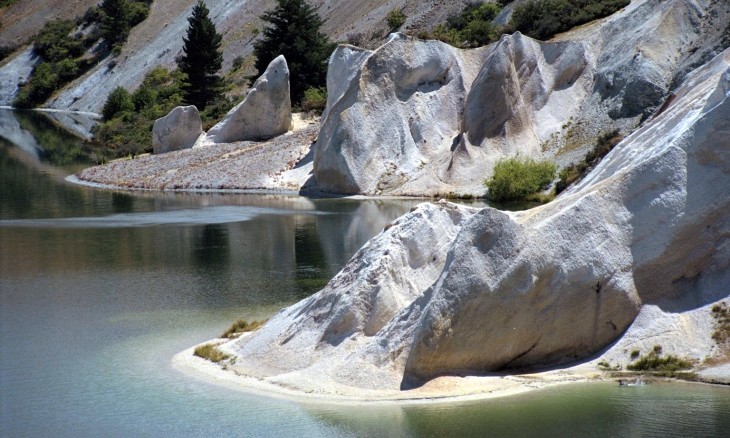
[
  {"left": 485, "top": 156, "right": 556, "bottom": 202},
  {"left": 711, "top": 301, "right": 729, "bottom": 345},
  {"left": 102, "top": 86, "right": 135, "bottom": 121},
  {"left": 0, "top": 44, "right": 16, "bottom": 62},
  {"left": 221, "top": 319, "right": 266, "bottom": 339},
  {"left": 94, "top": 67, "right": 187, "bottom": 158},
  {"left": 386, "top": 8, "right": 407, "bottom": 30},
  {"left": 556, "top": 129, "right": 622, "bottom": 194},
  {"left": 511, "top": 0, "right": 630, "bottom": 41},
  {"left": 627, "top": 348, "right": 693, "bottom": 377},
  {"left": 431, "top": 2, "right": 503, "bottom": 48},
  {"left": 34, "top": 20, "right": 84, "bottom": 63},
  {"left": 301, "top": 86, "right": 327, "bottom": 113},
  {"left": 194, "top": 343, "right": 231, "bottom": 363}
]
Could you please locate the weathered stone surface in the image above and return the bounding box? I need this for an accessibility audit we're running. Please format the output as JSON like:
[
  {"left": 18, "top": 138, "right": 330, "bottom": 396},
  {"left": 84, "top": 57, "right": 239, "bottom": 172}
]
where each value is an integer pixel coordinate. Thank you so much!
[
  {"left": 311, "top": 0, "right": 730, "bottom": 196},
  {"left": 228, "top": 47, "right": 730, "bottom": 392},
  {"left": 206, "top": 55, "right": 292, "bottom": 144},
  {"left": 152, "top": 105, "right": 202, "bottom": 154},
  {"left": 321, "top": 44, "right": 373, "bottom": 121},
  {"left": 313, "top": 33, "right": 489, "bottom": 195}
]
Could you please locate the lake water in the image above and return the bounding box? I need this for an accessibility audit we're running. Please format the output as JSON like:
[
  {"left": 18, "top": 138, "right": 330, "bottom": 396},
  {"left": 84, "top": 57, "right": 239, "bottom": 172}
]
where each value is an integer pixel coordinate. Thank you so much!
[{"left": 1, "top": 109, "right": 729, "bottom": 437}]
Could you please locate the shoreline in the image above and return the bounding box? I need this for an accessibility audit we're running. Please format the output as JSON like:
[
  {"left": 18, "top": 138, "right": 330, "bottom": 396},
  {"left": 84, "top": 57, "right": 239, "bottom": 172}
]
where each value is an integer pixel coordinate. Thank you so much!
[{"left": 171, "top": 340, "right": 611, "bottom": 406}]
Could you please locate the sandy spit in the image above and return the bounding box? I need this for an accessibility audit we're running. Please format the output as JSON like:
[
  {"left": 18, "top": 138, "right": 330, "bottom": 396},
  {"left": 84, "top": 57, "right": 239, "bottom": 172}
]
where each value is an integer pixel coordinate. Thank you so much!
[{"left": 172, "top": 339, "right": 611, "bottom": 406}]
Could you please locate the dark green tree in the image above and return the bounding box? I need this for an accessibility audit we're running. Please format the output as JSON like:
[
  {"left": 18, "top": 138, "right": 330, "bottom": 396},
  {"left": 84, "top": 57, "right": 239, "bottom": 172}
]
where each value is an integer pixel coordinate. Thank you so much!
[
  {"left": 102, "top": 86, "right": 134, "bottom": 121},
  {"left": 100, "top": 0, "right": 131, "bottom": 46},
  {"left": 178, "top": 0, "right": 223, "bottom": 110},
  {"left": 254, "top": 0, "right": 334, "bottom": 105}
]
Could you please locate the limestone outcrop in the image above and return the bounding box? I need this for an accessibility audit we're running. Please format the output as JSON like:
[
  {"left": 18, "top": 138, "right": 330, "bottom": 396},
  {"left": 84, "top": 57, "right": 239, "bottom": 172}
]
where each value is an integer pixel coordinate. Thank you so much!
[
  {"left": 226, "top": 47, "right": 730, "bottom": 392},
  {"left": 310, "top": 0, "right": 730, "bottom": 196},
  {"left": 152, "top": 105, "right": 202, "bottom": 155},
  {"left": 206, "top": 55, "right": 292, "bottom": 144},
  {"left": 312, "top": 34, "right": 490, "bottom": 195}
]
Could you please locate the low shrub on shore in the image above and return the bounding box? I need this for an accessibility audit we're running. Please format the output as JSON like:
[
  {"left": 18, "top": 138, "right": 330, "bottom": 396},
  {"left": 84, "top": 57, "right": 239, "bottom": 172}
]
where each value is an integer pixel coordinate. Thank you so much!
[
  {"left": 194, "top": 343, "right": 231, "bottom": 363},
  {"left": 627, "top": 347, "right": 693, "bottom": 377},
  {"left": 485, "top": 156, "right": 556, "bottom": 203},
  {"left": 221, "top": 319, "right": 266, "bottom": 339}
]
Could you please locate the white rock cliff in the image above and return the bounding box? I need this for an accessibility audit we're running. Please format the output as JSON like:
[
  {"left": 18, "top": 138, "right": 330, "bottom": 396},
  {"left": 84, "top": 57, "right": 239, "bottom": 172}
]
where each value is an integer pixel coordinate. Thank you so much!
[{"left": 226, "top": 47, "right": 730, "bottom": 392}]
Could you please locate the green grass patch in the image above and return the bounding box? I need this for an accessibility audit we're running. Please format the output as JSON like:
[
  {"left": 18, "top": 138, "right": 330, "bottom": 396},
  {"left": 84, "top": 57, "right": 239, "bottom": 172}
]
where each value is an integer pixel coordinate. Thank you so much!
[
  {"left": 711, "top": 301, "right": 729, "bottom": 345},
  {"left": 556, "top": 129, "right": 622, "bottom": 194},
  {"left": 627, "top": 347, "right": 693, "bottom": 378},
  {"left": 193, "top": 343, "right": 231, "bottom": 363},
  {"left": 221, "top": 319, "right": 266, "bottom": 339},
  {"left": 485, "top": 156, "right": 556, "bottom": 203}
]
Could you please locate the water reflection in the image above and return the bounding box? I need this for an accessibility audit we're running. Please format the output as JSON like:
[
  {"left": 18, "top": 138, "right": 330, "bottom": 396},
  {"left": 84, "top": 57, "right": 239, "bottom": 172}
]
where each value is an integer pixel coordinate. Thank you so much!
[{"left": 3, "top": 110, "right": 728, "bottom": 437}]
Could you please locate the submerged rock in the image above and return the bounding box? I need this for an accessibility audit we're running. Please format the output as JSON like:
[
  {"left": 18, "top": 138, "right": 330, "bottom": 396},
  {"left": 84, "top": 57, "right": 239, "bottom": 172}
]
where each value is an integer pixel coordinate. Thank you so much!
[
  {"left": 206, "top": 55, "right": 292, "bottom": 144},
  {"left": 152, "top": 105, "right": 202, "bottom": 154}
]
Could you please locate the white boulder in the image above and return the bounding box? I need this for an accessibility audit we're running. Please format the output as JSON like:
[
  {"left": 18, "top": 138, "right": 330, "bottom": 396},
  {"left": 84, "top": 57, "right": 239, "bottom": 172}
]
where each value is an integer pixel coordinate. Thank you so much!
[
  {"left": 152, "top": 105, "right": 202, "bottom": 154},
  {"left": 206, "top": 55, "right": 292, "bottom": 143}
]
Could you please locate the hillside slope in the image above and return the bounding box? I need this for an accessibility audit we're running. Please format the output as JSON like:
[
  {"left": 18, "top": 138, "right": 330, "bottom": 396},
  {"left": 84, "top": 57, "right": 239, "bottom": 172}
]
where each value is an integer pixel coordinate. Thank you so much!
[{"left": 0, "top": 0, "right": 475, "bottom": 112}]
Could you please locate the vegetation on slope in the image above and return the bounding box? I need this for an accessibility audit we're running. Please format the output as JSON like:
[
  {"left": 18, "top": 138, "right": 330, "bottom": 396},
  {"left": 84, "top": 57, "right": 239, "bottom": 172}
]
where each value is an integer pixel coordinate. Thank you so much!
[
  {"left": 485, "top": 156, "right": 556, "bottom": 203},
  {"left": 94, "top": 2, "right": 234, "bottom": 160},
  {"left": 627, "top": 345, "right": 694, "bottom": 378},
  {"left": 221, "top": 319, "right": 266, "bottom": 339},
  {"left": 430, "top": 1, "right": 504, "bottom": 48},
  {"left": 556, "top": 129, "right": 623, "bottom": 194},
  {"left": 12, "top": 0, "right": 152, "bottom": 109},
  {"left": 253, "top": 0, "right": 335, "bottom": 106},
  {"left": 421, "top": 0, "right": 629, "bottom": 48},
  {"left": 511, "top": 0, "right": 630, "bottom": 40}
]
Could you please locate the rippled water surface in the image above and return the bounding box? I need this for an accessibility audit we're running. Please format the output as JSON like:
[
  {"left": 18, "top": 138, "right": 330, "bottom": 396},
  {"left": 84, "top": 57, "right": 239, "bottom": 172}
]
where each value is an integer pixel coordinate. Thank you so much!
[{"left": 1, "top": 110, "right": 729, "bottom": 437}]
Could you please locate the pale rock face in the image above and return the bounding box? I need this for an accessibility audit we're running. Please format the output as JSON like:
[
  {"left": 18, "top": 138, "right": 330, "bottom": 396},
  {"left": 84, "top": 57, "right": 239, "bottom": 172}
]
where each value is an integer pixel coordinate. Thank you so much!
[
  {"left": 311, "top": 0, "right": 729, "bottom": 196},
  {"left": 321, "top": 44, "right": 373, "bottom": 122},
  {"left": 313, "top": 34, "right": 490, "bottom": 195},
  {"left": 229, "top": 48, "right": 730, "bottom": 391},
  {"left": 206, "top": 55, "right": 292, "bottom": 144},
  {"left": 152, "top": 105, "right": 202, "bottom": 154}
]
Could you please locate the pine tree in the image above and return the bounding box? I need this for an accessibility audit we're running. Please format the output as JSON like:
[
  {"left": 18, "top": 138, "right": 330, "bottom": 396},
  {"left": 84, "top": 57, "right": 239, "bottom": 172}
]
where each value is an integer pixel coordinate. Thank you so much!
[
  {"left": 254, "top": 0, "right": 334, "bottom": 105},
  {"left": 178, "top": 0, "right": 223, "bottom": 110},
  {"left": 100, "top": 0, "right": 130, "bottom": 46}
]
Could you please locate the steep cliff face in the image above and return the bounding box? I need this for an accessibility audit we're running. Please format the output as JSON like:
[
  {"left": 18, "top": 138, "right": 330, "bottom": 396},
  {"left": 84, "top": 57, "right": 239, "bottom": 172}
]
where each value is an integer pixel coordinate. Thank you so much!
[
  {"left": 227, "top": 46, "right": 730, "bottom": 392},
  {"left": 310, "top": 0, "right": 730, "bottom": 196}
]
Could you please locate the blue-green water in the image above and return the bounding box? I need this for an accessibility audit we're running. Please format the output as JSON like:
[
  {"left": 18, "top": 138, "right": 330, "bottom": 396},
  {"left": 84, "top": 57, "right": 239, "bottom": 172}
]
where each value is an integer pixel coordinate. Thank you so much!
[{"left": 1, "top": 110, "right": 729, "bottom": 437}]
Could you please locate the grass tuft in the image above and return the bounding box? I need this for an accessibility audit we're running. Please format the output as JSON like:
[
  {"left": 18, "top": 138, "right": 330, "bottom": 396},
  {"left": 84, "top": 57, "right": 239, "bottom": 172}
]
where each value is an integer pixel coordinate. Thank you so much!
[
  {"left": 194, "top": 343, "right": 231, "bottom": 363},
  {"left": 221, "top": 319, "right": 266, "bottom": 339}
]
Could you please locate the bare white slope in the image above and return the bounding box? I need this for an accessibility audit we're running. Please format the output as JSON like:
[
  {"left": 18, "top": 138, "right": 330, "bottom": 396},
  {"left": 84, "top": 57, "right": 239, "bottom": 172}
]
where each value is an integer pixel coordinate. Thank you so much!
[{"left": 224, "top": 47, "right": 730, "bottom": 393}]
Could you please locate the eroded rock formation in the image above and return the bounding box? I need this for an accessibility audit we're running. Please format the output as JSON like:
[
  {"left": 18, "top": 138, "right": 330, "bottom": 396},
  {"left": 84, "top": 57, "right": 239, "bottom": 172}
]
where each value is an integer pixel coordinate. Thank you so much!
[
  {"left": 227, "top": 47, "right": 730, "bottom": 392},
  {"left": 206, "top": 55, "right": 292, "bottom": 144},
  {"left": 310, "top": 0, "right": 730, "bottom": 196}
]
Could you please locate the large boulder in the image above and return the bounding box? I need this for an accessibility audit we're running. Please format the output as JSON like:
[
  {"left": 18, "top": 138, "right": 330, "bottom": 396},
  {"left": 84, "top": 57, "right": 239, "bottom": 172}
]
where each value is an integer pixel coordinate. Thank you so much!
[
  {"left": 227, "top": 47, "right": 730, "bottom": 392},
  {"left": 206, "top": 55, "right": 292, "bottom": 143},
  {"left": 152, "top": 105, "right": 202, "bottom": 154}
]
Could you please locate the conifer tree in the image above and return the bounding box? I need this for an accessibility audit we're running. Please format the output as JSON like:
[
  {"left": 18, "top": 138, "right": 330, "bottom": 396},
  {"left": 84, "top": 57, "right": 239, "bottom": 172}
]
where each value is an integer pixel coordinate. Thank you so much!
[
  {"left": 254, "top": 0, "right": 334, "bottom": 105},
  {"left": 100, "top": 0, "right": 130, "bottom": 46},
  {"left": 178, "top": 0, "right": 223, "bottom": 110}
]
